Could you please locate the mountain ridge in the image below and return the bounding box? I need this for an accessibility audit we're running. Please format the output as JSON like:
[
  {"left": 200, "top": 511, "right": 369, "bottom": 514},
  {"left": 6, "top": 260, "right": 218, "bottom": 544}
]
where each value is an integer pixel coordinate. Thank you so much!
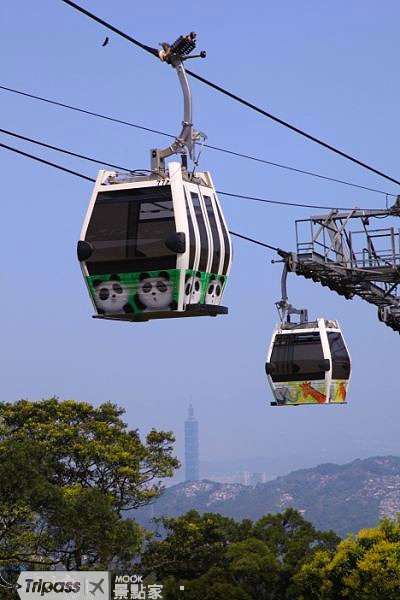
[{"left": 134, "top": 455, "right": 400, "bottom": 536}]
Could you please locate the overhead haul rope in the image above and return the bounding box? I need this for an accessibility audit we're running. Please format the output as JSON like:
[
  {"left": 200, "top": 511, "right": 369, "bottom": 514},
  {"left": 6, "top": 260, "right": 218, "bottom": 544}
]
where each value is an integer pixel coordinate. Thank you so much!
[
  {"left": 0, "top": 128, "right": 127, "bottom": 172},
  {"left": 60, "top": 0, "right": 400, "bottom": 187},
  {"left": 2, "top": 142, "right": 396, "bottom": 281},
  {"left": 0, "top": 140, "right": 283, "bottom": 253},
  {"left": 0, "top": 85, "right": 394, "bottom": 198},
  {"left": 1, "top": 128, "right": 365, "bottom": 211},
  {"left": 0, "top": 142, "right": 95, "bottom": 182}
]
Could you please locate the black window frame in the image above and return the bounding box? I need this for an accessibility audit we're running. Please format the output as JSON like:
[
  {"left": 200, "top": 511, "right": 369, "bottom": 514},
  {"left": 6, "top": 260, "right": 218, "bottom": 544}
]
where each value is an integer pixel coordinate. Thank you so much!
[
  {"left": 203, "top": 195, "right": 221, "bottom": 274},
  {"left": 214, "top": 198, "right": 231, "bottom": 275},
  {"left": 85, "top": 185, "right": 177, "bottom": 275},
  {"left": 184, "top": 191, "right": 197, "bottom": 270},
  {"left": 190, "top": 191, "right": 209, "bottom": 272},
  {"left": 269, "top": 332, "right": 327, "bottom": 382},
  {"left": 328, "top": 332, "right": 351, "bottom": 379}
]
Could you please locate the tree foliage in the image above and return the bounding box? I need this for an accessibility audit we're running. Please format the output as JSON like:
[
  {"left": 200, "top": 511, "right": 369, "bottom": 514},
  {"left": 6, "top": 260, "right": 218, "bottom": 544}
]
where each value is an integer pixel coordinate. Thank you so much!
[
  {"left": 4, "top": 398, "right": 400, "bottom": 599},
  {"left": 139, "top": 508, "right": 339, "bottom": 599},
  {"left": 294, "top": 516, "right": 400, "bottom": 600},
  {"left": 0, "top": 398, "right": 179, "bottom": 571}
]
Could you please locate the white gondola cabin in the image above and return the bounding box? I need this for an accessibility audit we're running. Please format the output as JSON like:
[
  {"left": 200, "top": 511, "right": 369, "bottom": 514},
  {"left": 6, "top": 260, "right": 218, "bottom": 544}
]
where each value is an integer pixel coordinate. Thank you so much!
[
  {"left": 77, "top": 162, "right": 232, "bottom": 321},
  {"left": 77, "top": 32, "right": 232, "bottom": 322},
  {"left": 266, "top": 318, "right": 351, "bottom": 406}
]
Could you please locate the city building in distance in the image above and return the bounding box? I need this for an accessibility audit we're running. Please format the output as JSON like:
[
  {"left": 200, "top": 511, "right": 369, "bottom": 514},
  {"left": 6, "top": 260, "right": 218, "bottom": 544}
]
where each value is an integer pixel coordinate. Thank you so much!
[{"left": 185, "top": 404, "right": 199, "bottom": 481}]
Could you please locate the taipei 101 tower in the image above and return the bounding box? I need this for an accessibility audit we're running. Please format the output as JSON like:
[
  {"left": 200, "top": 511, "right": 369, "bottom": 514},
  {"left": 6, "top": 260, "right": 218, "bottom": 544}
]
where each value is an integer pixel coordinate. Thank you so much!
[{"left": 184, "top": 405, "right": 199, "bottom": 481}]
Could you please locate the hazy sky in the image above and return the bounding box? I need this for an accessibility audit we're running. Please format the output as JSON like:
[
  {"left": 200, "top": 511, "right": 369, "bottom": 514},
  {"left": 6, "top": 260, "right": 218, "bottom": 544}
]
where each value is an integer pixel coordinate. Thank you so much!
[{"left": 2, "top": 1, "right": 400, "bottom": 479}]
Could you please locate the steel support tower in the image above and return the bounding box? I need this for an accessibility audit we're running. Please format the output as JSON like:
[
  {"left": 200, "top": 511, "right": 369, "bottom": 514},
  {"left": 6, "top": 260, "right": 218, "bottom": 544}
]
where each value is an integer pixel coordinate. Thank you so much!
[{"left": 283, "top": 196, "right": 400, "bottom": 332}]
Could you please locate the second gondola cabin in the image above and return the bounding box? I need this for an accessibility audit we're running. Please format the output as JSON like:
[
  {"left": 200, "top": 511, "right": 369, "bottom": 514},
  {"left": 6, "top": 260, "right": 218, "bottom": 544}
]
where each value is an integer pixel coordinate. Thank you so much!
[
  {"left": 265, "top": 318, "right": 351, "bottom": 406},
  {"left": 77, "top": 162, "right": 232, "bottom": 321}
]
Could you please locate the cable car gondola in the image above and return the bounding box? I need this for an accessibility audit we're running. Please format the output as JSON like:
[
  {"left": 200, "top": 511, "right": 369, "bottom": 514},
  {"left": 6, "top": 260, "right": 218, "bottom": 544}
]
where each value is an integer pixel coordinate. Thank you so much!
[
  {"left": 78, "top": 163, "right": 232, "bottom": 321},
  {"left": 265, "top": 263, "right": 351, "bottom": 406},
  {"left": 77, "top": 33, "right": 232, "bottom": 322}
]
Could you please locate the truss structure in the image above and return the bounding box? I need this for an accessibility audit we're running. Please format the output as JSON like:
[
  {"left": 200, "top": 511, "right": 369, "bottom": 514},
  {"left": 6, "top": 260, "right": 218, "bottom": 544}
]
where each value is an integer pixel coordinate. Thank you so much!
[{"left": 286, "top": 196, "right": 400, "bottom": 332}]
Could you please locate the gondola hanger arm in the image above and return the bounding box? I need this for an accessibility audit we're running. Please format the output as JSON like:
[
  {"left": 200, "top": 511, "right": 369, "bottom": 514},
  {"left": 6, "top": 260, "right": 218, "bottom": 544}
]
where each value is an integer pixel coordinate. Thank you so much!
[
  {"left": 150, "top": 32, "right": 206, "bottom": 173},
  {"left": 276, "top": 259, "right": 308, "bottom": 325}
]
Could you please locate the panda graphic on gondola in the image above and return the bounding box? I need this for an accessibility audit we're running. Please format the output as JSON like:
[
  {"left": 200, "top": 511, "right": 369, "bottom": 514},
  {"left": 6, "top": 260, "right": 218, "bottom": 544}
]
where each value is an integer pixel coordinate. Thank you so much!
[
  {"left": 135, "top": 271, "right": 178, "bottom": 312},
  {"left": 184, "top": 271, "right": 202, "bottom": 305},
  {"left": 205, "top": 275, "right": 225, "bottom": 305},
  {"left": 92, "top": 275, "right": 133, "bottom": 314}
]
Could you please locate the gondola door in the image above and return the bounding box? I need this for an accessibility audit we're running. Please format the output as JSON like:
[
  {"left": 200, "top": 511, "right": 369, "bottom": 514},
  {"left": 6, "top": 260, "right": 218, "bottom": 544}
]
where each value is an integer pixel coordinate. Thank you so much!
[
  {"left": 202, "top": 171, "right": 233, "bottom": 305},
  {"left": 183, "top": 175, "right": 231, "bottom": 310},
  {"left": 183, "top": 180, "right": 213, "bottom": 308}
]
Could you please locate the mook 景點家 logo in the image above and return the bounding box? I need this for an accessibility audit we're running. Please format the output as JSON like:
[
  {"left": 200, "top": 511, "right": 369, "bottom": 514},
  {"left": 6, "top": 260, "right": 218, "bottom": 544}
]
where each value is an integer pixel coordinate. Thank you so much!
[{"left": 111, "top": 574, "right": 164, "bottom": 599}]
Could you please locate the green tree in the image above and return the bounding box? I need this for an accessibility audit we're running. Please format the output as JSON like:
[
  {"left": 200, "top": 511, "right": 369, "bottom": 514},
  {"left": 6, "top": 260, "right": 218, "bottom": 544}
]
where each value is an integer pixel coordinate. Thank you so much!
[
  {"left": 140, "top": 510, "right": 252, "bottom": 580},
  {"left": 0, "top": 398, "right": 179, "bottom": 571},
  {"left": 294, "top": 516, "right": 400, "bottom": 600},
  {"left": 163, "top": 569, "right": 253, "bottom": 600},
  {"left": 252, "top": 508, "right": 339, "bottom": 598},
  {"left": 139, "top": 508, "right": 339, "bottom": 600},
  {"left": 226, "top": 537, "right": 281, "bottom": 598}
]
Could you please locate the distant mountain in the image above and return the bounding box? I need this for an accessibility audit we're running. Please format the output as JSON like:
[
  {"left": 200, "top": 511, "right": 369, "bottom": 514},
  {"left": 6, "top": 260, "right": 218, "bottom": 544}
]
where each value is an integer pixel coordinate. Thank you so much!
[{"left": 134, "top": 456, "right": 400, "bottom": 537}]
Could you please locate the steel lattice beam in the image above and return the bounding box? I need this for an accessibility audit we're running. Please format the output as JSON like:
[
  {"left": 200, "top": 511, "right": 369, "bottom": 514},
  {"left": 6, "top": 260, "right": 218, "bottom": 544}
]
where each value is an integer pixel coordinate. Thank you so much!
[{"left": 288, "top": 198, "right": 400, "bottom": 333}]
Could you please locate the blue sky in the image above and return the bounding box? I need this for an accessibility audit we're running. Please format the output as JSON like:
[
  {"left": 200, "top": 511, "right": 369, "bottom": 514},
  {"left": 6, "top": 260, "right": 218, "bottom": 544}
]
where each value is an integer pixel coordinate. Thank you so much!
[{"left": 2, "top": 0, "right": 400, "bottom": 479}]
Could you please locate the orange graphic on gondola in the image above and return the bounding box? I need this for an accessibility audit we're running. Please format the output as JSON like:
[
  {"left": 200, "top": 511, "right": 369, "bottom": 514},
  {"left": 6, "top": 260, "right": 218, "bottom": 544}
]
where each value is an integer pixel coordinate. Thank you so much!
[
  {"left": 299, "top": 382, "right": 326, "bottom": 404},
  {"left": 335, "top": 382, "right": 347, "bottom": 402}
]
